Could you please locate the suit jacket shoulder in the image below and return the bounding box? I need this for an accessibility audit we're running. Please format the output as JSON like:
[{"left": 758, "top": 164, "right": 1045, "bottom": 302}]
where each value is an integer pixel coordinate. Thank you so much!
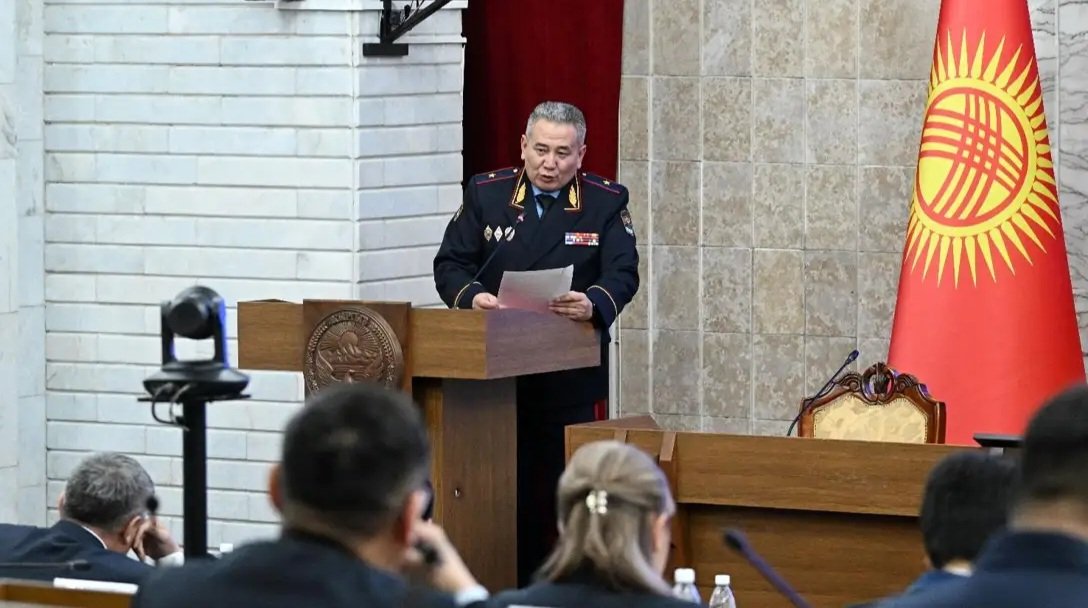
[
  {"left": 0, "top": 521, "right": 151, "bottom": 585},
  {"left": 491, "top": 580, "right": 692, "bottom": 608},
  {"left": 0, "top": 523, "right": 36, "bottom": 546},
  {"left": 133, "top": 536, "right": 459, "bottom": 608},
  {"left": 879, "top": 532, "right": 1088, "bottom": 607}
]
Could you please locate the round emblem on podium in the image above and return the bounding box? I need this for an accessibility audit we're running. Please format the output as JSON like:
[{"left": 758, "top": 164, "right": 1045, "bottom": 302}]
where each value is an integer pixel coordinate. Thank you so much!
[{"left": 303, "top": 308, "right": 405, "bottom": 393}]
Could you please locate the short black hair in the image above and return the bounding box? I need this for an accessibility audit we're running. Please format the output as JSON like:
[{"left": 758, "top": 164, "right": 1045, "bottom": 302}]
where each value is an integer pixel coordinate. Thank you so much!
[
  {"left": 280, "top": 382, "right": 430, "bottom": 537},
  {"left": 1017, "top": 384, "right": 1088, "bottom": 508},
  {"left": 919, "top": 451, "right": 1015, "bottom": 569}
]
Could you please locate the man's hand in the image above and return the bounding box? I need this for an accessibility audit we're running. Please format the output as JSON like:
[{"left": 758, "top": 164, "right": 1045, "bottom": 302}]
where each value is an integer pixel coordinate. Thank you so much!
[
  {"left": 133, "top": 518, "right": 180, "bottom": 562},
  {"left": 472, "top": 293, "right": 499, "bottom": 310},
  {"left": 404, "top": 520, "right": 480, "bottom": 596},
  {"left": 549, "top": 291, "right": 593, "bottom": 321}
]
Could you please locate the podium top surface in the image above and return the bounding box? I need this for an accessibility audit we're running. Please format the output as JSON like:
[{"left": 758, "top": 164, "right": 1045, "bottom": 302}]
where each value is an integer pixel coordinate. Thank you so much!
[{"left": 237, "top": 300, "right": 600, "bottom": 381}]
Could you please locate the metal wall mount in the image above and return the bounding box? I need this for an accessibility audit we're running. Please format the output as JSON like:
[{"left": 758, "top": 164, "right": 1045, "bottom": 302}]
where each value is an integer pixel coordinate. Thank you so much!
[{"left": 363, "top": 0, "right": 453, "bottom": 57}]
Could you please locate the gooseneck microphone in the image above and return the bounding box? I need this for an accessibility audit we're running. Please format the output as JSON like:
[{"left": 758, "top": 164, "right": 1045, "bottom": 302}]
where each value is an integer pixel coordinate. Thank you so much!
[
  {"left": 723, "top": 529, "right": 811, "bottom": 608},
  {"left": 785, "top": 349, "right": 859, "bottom": 437},
  {"left": 467, "top": 213, "right": 525, "bottom": 289},
  {"left": 0, "top": 559, "right": 91, "bottom": 571}
]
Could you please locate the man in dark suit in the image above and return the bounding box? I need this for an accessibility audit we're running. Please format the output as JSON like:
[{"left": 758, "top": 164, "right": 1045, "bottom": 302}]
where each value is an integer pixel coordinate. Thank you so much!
[
  {"left": 850, "top": 451, "right": 1015, "bottom": 607},
  {"left": 434, "top": 100, "right": 639, "bottom": 585},
  {"left": 0, "top": 452, "right": 181, "bottom": 584},
  {"left": 132, "top": 382, "right": 488, "bottom": 608},
  {"left": 879, "top": 384, "right": 1088, "bottom": 608}
]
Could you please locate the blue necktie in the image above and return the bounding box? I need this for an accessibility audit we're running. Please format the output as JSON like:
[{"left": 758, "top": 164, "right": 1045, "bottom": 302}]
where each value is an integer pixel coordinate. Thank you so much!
[{"left": 536, "top": 193, "right": 557, "bottom": 219}]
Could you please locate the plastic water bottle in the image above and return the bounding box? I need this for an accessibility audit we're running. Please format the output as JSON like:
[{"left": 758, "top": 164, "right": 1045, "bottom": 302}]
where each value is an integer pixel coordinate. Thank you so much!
[
  {"left": 709, "top": 574, "right": 737, "bottom": 608},
  {"left": 672, "top": 567, "right": 702, "bottom": 603}
]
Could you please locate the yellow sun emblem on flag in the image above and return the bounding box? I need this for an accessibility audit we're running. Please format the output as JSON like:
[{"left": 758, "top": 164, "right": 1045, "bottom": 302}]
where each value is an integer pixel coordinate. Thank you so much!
[{"left": 906, "top": 31, "right": 1059, "bottom": 287}]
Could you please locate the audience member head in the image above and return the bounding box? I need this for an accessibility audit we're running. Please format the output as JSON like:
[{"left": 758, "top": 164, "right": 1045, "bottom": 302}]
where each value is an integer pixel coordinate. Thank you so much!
[
  {"left": 59, "top": 452, "right": 155, "bottom": 554},
  {"left": 521, "top": 101, "right": 587, "bottom": 191},
  {"left": 269, "top": 382, "right": 431, "bottom": 568},
  {"left": 918, "top": 451, "right": 1015, "bottom": 570},
  {"left": 537, "top": 440, "right": 676, "bottom": 595},
  {"left": 1011, "top": 384, "right": 1088, "bottom": 537}
]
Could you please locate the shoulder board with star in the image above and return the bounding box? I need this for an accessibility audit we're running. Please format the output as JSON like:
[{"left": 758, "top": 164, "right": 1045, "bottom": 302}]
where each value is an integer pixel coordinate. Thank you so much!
[
  {"left": 581, "top": 172, "right": 625, "bottom": 196},
  {"left": 474, "top": 167, "right": 520, "bottom": 186}
]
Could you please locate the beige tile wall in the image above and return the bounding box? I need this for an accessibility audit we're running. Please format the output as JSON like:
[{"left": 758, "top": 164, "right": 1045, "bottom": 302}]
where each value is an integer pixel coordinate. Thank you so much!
[{"left": 616, "top": 0, "right": 1075, "bottom": 434}]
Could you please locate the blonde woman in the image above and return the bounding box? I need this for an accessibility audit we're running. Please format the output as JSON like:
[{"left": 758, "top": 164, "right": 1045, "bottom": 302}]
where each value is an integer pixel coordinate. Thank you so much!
[{"left": 491, "top": 440, "right": 694, "bottom": 608}]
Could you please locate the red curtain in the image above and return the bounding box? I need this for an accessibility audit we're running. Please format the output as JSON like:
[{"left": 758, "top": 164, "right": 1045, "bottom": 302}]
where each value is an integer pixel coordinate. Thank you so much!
[{"left": 462, "top": 0, "right": 625, "bottom": 181}]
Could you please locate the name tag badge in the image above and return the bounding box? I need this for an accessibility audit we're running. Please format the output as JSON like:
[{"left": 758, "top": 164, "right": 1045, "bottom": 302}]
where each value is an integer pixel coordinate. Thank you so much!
[{"left": 565, "top": 232, "right": 599, "bottom": 247}]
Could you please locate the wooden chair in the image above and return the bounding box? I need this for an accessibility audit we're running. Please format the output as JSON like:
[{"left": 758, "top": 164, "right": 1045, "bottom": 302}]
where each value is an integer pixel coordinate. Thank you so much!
[{"left": 798, "top": 362, "right": 947, "bottom": 444}]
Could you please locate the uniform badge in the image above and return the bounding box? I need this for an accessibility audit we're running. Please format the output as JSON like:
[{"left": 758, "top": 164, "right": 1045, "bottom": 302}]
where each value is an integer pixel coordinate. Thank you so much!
[
  {"left": 505, "top": 226, "right": 515, "bottom": 241},
  {"left": 452, "top": 203, "right": 463, "bottom": 223},
  {"left": 566, "top": 180, "right": 581, "bottom": 212},
  {"left": 620, "top": 209, "right": 635, "bottom": 238},
  {"left": 494, "top": 226, "right": 504, "bottom": 242},
  {"left": 484, "top": 226, "right": 493, "bottom": 241},
  {"left": 565, "top": 232, "right": 599, "bottom": 247}
]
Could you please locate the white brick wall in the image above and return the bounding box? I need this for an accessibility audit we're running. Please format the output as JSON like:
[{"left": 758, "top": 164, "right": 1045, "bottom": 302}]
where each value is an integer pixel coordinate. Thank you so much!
[
  {"left": 346, "top": 5, "right": 464, "bottom": 306},
  {"left": 2, "top": 0, "right": 48, "bottom": 525},
  {"left": 40, "top": 0, "right": 468, "bottom": 544}
]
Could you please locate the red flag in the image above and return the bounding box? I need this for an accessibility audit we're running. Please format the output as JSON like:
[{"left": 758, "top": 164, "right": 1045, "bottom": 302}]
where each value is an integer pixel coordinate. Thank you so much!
[{"left": 888, "top": 0, "right": 1084, "bottom": 444}]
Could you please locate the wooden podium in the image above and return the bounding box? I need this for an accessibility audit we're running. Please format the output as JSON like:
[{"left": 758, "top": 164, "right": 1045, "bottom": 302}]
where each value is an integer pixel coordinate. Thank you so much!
[
  {"left": 236, "top": 300, "right": 600, "bottom": 590},
  {"left": 567, "top": 417, "right": 969, "bottom": 608}
]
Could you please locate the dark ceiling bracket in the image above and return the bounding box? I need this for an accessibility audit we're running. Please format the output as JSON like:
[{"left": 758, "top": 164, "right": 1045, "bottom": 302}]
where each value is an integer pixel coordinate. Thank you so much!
[{"left": 362, "top": 0, "right": 454, "bottom": 57}]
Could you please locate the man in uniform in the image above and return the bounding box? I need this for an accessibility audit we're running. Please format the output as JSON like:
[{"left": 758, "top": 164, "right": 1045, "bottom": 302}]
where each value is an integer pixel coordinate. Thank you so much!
[{"left": 433, "top": 101, "right": 639, "bottom": 584}]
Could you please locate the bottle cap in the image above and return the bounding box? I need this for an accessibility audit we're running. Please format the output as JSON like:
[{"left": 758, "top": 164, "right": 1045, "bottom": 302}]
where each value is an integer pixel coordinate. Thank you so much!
[
  {"left": 674, "top": 568, "right": 695, "bottom": 584},
  {"left": 715, "top": 574, "right": 731, "bottom": 586}
]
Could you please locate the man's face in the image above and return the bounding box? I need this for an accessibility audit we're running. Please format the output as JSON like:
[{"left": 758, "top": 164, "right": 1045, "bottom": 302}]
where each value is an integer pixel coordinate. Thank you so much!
[{"left": 520, "top": 119, "right": 586, "bottom": 191}]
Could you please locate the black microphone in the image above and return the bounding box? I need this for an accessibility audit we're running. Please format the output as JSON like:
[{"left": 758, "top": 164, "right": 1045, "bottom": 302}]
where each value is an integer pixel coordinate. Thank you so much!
[
  {"left": 0, "top": 559, "right": 91, "bottom": 571},
  {"left": 785, "top": 349, "right": 859, "bottom": 437},
  {"left": 467, "top": 213, "right": 525, "bottom": 290},
  {"left": 723, "top": 529, "right": 811, "bottom": 608}
]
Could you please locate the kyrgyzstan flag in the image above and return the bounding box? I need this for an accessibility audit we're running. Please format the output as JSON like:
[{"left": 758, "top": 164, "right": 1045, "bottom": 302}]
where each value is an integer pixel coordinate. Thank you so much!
[{"left": 888, "top": 0, "right": 1084, "bottom": 444}]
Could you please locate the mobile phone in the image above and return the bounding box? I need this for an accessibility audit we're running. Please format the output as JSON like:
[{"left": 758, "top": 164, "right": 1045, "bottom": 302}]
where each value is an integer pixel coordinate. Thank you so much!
[{"left": 421, "top": 479, "right": 435, "bottom": 521}]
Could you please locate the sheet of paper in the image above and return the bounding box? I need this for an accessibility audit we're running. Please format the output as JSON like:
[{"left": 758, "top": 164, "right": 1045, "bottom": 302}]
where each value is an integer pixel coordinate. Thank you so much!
[
  {"left": 54, "top": 577, "right": 138, "bottom": 595},
  {"left": 497, "top": 265, "right": 574, "bottom": 313}
]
